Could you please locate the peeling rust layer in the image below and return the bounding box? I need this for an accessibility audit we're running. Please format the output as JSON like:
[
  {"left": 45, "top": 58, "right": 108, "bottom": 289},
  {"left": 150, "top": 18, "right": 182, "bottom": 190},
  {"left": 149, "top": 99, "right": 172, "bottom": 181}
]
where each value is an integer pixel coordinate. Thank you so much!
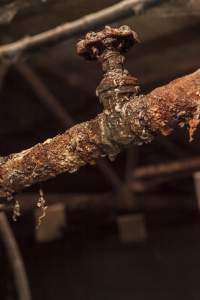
[
  {"left": 146, "top": 70, "right": 200, "bottom": 136},
  {"left": 0, "top": 118, "right": 103, "bottom": 197},
  {"left": 0, "top": 25, "right": 200, "bottom": 198},
  {"left": 125, "top": 69, "right": 200, "bottom": 143}
]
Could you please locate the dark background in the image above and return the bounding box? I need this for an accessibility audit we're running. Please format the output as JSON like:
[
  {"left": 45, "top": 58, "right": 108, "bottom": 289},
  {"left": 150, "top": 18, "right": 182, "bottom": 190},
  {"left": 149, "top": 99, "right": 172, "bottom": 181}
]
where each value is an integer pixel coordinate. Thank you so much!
[{"left": 0, "top": 1, "right": 200, "bottom": 299}]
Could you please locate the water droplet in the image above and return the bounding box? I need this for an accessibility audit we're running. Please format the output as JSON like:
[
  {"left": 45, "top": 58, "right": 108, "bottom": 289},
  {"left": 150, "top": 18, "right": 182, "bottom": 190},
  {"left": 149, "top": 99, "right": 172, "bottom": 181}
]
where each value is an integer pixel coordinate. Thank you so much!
[
  {"left": 69, "top": 168, "right": 78, "bottom": 174},
  {"left": 36, "top": 188, "right": 48, "bottom": 228},
  {"left": 12, "top": 200, "right": 21, "bottom": 222}
]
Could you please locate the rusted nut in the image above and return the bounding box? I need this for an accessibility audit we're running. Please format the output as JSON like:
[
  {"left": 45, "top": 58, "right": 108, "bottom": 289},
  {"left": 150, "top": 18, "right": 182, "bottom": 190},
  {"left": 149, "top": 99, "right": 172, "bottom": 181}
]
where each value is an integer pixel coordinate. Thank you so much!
[
  {"left": 97, "top": 75, "right": 140, "bottom": 98},
  {"left": 76, "top": 25, "right": 139, "bottom": 60}
]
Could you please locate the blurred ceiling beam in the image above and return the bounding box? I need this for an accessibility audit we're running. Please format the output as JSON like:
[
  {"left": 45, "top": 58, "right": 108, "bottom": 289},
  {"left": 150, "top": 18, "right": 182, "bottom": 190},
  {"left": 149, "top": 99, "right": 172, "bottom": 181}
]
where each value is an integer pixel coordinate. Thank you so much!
[
  {"left": 0, "top": 191, "right": 196, "bottom": 215},
  {"left": 0, "top": 0, "right": 163, "bottom": 61}
]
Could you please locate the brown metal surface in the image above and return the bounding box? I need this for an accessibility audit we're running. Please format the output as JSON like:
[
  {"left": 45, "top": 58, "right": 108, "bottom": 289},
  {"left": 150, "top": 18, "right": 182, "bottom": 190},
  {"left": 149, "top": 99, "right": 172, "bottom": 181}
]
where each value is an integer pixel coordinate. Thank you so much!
[{"left": 0, "top": 26, "right": 199, "bottom": 198}]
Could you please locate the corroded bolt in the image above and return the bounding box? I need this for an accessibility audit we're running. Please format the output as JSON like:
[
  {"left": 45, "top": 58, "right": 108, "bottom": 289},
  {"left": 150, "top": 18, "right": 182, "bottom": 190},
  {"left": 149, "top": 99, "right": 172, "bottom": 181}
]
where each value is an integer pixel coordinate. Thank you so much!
[
  {"left": 76, "top": 25, "right": 139, "bottom": 60},
  {"left": 77, "top": 26, "right": 140, "bottom": 109},
  {"left": 77, "top": 26, "right": 141, "bottom": 157}
]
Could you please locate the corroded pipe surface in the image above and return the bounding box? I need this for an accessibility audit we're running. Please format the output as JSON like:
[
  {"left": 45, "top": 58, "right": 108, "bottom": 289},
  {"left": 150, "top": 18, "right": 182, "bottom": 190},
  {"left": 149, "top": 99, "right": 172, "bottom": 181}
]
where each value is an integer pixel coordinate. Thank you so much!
[{"left": 0, "top": 26, "right": 199, "bottom": 198}]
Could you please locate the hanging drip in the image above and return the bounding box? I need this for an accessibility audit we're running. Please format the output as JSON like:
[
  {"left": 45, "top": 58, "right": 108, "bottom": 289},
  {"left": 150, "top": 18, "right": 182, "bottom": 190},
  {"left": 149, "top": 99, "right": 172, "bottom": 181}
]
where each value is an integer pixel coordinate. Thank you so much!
[
  {"left": 36, "top": 188, "right": 48, "bottom": 228},
  {"left": 12, "top": 199, "right": 21, "bottom": 221}
]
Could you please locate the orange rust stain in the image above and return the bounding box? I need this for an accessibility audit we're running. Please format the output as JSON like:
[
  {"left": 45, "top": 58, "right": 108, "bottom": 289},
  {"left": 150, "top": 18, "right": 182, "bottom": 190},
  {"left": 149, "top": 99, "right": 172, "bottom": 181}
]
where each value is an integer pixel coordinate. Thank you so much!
[
  {"left": 160, "top": 128, "right": 173, "bottom": 136},
  {"left": 188, "top": 118, "right": 200, "bottom": 142}
]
